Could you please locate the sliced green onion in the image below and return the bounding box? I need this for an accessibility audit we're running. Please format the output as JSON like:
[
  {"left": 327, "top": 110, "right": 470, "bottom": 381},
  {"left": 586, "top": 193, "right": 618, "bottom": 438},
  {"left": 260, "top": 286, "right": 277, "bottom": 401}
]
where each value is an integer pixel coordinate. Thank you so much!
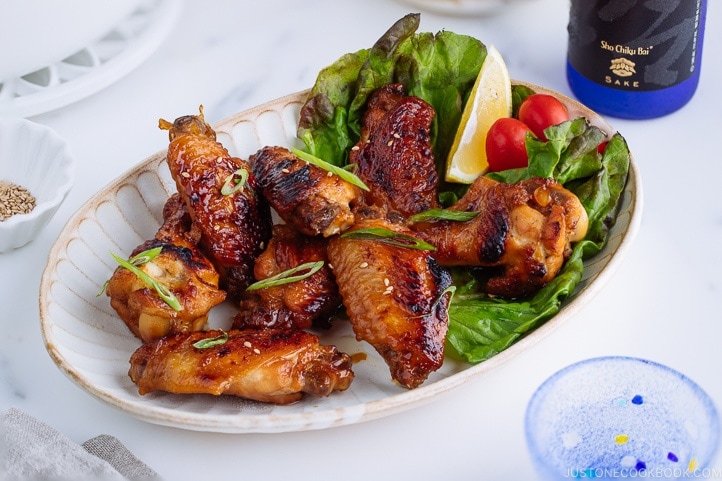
[
  {"left": 97, "top": 246, "right": 164, "bottom": 297},
  {"left": 340, "top": 227, "right": 436, "bottom": 251},
  {"left": 221, "top": 168, "right": 249, "bottom": 195},
  {"left": 436, "top": 285, "right": 456, "bottom": 311},
  {"left": 291, "top": 147, "right": 370, "bottom": 192},
  {"left": 408, "top": 208, "right": 479, "bottom": 224},
  {"left": 110, "top": 251, "right": 182, "bottom": 311},
  {"left": 193, "top": 331, "right": 229, "bottom": 349},
  {"left": 411, "top": 285, "right": 457, "bottom": 319},
  {"left": 129, "top": 246, "right": 163, "bottom": 265},
  {"left": 245, "top": 261, "right": 325, "bottom": 291},
  {"left": 438, "top": 191, "right": 459, "bottom": 207}
]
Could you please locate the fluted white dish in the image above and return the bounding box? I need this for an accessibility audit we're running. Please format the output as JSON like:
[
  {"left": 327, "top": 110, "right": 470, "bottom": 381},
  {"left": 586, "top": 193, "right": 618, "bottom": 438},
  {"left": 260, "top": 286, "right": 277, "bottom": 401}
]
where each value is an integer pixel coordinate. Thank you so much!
[
  {"left": 39, "top": 83, "right": 642, "bottom": 433},
  {"left": 0, "top": 118, "right": 75, "bottom": 252}
]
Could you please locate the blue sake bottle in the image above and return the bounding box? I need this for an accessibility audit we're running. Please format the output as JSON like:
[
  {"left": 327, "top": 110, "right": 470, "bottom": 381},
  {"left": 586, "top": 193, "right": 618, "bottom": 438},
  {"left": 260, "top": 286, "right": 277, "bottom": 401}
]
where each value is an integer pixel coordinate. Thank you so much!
[{"left": 566, "top": 0, "right": 707, "bottom": 119}]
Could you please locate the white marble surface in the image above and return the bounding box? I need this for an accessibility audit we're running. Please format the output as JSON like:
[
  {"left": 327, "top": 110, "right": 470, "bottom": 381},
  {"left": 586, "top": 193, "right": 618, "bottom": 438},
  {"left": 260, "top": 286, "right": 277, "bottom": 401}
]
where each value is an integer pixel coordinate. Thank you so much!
[{"left": 1, "top": 0, "right": 721, "bottom": 479}]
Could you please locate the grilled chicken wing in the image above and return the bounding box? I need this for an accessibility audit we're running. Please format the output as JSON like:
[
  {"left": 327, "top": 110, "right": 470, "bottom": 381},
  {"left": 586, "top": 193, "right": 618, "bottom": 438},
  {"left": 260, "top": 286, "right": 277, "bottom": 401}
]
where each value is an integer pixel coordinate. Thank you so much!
[
  {"left": 232, "top": 224, "right": 342, "bottom": 331},
  {"left": 250, "top": 146, "right": 361, "bottom": 237},
  {"left": 413, "top": 176, "right": 588, "bottom": 298},
  {"left": 327, "top": 207, "right": 452, "bottom": 389},
  {"left": 106, "top": 194, "right": 227, "bottom": 342},
  {"left": 129, "top": 328, "right": 354, "bottom": 404},
  {"left": 159, "top": 108, "right": 272, "bottom": 301},
  {"left": 349, "top": 83, "right": 440, "bottom": 218}
]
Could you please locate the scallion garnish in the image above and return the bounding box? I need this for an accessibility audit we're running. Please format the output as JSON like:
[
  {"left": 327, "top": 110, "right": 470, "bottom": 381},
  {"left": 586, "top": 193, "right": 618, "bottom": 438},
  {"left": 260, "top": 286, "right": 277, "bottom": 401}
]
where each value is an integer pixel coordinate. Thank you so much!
[
  {"left": 410, "top": 285, "right": 457, "bottom": 319},
  {"left": 245, "top": 261, "right": 325, "bottom": 291},
  {"left": 438, "top": 191, "right": 459, "bottom": 207},
  {"left": 340, "top": 227, "right": 436, "bottom": 251},
  {"left": 97, "top": 247, "right": 164, "bottom": 297},
  {"left": 221, "top": 168, "right": 249, "bottom": 195},
  {"left": 110, "top": 250, "right": 182, "bottom": 311},
  {"left": 291, "top": 147, "right": 370, "bottom": 192},
  {"left": 193, "top": 331, "right": 229, "bottom": 349},
  {"left": 129, "top": 246, "right": 163, "bottom": 264},
  {"left": 408, "top": 208, "right": 479, "bottom": 224}
]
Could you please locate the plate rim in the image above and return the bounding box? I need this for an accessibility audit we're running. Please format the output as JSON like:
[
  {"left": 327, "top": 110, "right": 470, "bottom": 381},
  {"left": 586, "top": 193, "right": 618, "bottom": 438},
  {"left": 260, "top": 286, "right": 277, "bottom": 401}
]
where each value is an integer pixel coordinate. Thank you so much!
[{"left": 39, "top": 82, "right": 643, "bottom": 433}]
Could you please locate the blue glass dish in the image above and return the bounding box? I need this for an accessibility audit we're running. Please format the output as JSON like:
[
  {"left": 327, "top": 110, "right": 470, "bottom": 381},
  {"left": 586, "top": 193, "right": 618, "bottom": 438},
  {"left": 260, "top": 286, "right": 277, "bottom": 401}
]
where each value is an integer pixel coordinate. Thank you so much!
[{"left": 526, "top": 356, "right": 719, "bottom": 480}]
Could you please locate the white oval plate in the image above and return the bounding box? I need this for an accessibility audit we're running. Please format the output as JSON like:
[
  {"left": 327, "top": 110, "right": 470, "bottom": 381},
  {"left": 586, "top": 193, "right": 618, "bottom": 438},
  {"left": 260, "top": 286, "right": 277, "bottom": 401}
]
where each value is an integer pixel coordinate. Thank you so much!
[{"left": 39, "top": 84, "right": 642, "bottom": 433}]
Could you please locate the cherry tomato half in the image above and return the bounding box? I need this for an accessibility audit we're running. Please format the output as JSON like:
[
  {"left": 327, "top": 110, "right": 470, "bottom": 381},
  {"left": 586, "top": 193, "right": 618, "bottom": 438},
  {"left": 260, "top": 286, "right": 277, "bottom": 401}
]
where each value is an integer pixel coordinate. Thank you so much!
[
  {"left": 518, "top": 93, "right": 569, "bottom": 141},
  {"left": 485, "top": 117, "right": 532, "bottom": 172},
  {"left": 597, "top": 140, "right": 608, "bottom": 155}
]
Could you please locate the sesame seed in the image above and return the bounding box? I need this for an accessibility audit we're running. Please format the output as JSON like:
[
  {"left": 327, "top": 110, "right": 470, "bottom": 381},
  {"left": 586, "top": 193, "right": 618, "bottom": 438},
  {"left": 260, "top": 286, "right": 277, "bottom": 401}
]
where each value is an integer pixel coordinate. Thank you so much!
[
  {"left": 387, "top": 140, "right": 394, "bottom": 146},
  {"left": 328, "top": 263, "right": 334, "bottom": 270},
  {"left": 213, "top": 225, "right": 220, "bottom": 231},
  {"left": 181, "top": 172, "right": 190, "bottom": 178},
  {"left": 281, "top": 168, "right": 290, "bottom": 174},
  {"left": 351, "top": 145, "right": 360, "bottom": 151},
  {"left": 393, "top": 133, "right": 401, "bottom": 139},
  {"left": 327, "top": 171, "right": 333, "bottom": 177},
  {"left": 383, "top": 278, "right": 390, "bottom": 286},
  {"left": 243, "top": 341, "right": 252, "bottom": 348},
  {"left": 0, "top": 180, "right": 35, "bottom": 220},
  {"left": 359, "top": 262, "right": 369, "bottom": 268},
  {"left": 253, "top": 348, "right": 260, "bottom": 354}
]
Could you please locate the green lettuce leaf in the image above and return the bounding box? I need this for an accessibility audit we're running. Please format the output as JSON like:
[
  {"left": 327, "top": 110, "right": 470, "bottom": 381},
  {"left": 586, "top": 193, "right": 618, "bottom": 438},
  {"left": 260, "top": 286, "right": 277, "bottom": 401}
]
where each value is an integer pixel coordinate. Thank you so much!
[
  {"left": 446, "top": 112, "right": 630, "bottom": 363},
  {"left": 296, "top": 16, "right": 632, "bottom": 365},
  {"left": 297, "top": 13, "right": 486, "bottom": 172}
]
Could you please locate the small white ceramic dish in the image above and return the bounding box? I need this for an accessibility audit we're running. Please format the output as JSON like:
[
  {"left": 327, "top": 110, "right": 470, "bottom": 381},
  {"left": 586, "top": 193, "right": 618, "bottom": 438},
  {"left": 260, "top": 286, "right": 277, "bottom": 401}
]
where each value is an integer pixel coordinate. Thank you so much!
[
  {"left": 0, "top": 118, "right": 75, "bottom": 252},
  {"left": 39, "top": 83, "right": 641, "bottom": 433},
  {"left": 526, "top": 357, "right": 719, "bottom": 480}
]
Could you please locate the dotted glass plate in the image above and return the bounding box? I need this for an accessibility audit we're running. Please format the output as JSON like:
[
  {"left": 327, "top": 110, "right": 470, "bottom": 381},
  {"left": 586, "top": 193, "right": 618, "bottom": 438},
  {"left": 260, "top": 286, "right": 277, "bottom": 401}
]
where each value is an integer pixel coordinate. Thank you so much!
[{"left": 526, "top": 357, "right": 719, "bottom": 480}]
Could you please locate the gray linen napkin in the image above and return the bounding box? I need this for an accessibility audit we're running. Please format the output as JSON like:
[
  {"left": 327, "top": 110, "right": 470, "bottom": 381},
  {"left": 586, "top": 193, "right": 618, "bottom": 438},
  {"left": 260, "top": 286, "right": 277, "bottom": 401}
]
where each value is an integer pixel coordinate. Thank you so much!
[{"left": 2, "top": 407, "right": 159, "bottom": 481}]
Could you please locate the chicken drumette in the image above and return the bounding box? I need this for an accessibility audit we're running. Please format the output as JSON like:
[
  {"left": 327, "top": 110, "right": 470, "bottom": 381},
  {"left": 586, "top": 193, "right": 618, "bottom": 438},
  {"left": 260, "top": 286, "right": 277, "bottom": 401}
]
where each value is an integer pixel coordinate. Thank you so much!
[
  {"left": 250, "top": 145, "right": 361, "bottom": 237},
  {"left": 413, "top": 175, "right": 588, "bottom": 298},
  {"left": 159, "top": 108, "right": 272, "bottom": 301},
  {"left": 106, "top": 194, "right": 227, "bottom": 342},
  {"left": 232, "top": 224, "right": 342, "bottom": 331},
  {"left": 129, "top": 328, "right": 354, "bottom": 404}
]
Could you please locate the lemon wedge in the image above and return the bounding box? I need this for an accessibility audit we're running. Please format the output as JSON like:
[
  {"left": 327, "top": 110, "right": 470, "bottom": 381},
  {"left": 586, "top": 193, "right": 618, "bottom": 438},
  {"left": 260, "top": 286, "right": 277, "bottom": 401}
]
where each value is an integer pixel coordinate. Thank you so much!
[{"left": 445, "top": 44, "right": 512, "bottom": 184}]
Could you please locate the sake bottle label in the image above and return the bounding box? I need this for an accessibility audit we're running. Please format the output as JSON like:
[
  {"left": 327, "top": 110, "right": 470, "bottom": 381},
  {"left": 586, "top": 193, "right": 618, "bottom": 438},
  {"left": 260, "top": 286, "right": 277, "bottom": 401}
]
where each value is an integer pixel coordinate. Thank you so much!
[{"left": 568, "top": 0, "right": 704, "bottom": 92}]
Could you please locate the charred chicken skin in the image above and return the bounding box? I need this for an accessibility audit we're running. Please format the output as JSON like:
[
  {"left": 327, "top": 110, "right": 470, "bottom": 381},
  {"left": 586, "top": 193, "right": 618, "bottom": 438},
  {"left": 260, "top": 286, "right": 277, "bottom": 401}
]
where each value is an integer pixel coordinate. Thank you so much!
[
  {"left": 250, "top": 146, "right": 361, "bottom": 237},
  {"left": 159, "top": 108, "right": 272, "bottom": 301},
  {"left": 106, "top": 194, "right": 227, "bottom": 342},
  {"left": 413, "top": 175, "right": 588, "bottom": 298},
  {"left": 327, "top": 207, "right": 452, "bottom": 389},
  {"left": 233, "top": 224, "right": 342, "bottom": 331},
  {"left": 128, "top": 328, "right": 354, "bottom": 404},
  {"left": 349, "top": 83, "right": 440, "bottom": 218}
]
